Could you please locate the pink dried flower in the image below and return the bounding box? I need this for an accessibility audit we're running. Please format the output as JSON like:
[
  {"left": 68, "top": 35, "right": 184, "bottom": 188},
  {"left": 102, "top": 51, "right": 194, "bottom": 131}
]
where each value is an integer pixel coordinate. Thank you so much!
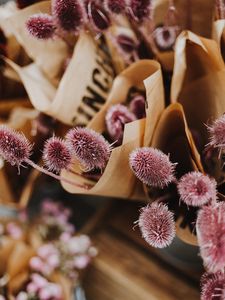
[
  {"left": 106, "top": 104, "right": 136, "bottom": 144},
  {"left": 129, "top": 147, "right": 176, "bottom": 188},
  {"left": 104, "top": 0, "right": 126, "bottom": 14},
  {"left": 128, "top": 0, "right": 152, "bottom": 23},
  {"left": 138, "top": 203, "right": 175, "bottom": 248},
  {"left": 26, "top": 14, "right": 56, "bottom": 40},
  {"left": 52, "top": 0, "right": 86, "bottom": 33},
  {"left": 215, "top": 0, "right": 225, "bottom": 19},
  {"left": 196, "top": 202, "right": 225, "bottom": 273},
  {"left": 0, "top": 296, "right": 6, "bottom": 300},
  {"left": 129, "top": 95, "right": 146, "bottom": 119},
  {"left": 15, "top": 292, "right": 28, "bottom": 300},
  {"left": 43, "top": 137, "right": 72, "bottom": 173},
  {"left": 0, "top": 125, "right": 32, "bottom": 167},
  {"left": 153, "top": 26, "right": 177, "bottom": 51},
  {"left": 116, "top": 34, "right": 138, "bottom": 53},
  {"left": 87, "top": 0, "right": 111, "bottom": 32},
  {"left": 66, "top": 127, "right": 111, "bottom": 171},
  {"left": 207, "top": 114, "right": 225, "bottom": 150},
  {"left": 177, "top": 172, "right": 217, "bottom": 207},
  {"left": 201, "top": 271, "right": 225, "bottom": 300}
]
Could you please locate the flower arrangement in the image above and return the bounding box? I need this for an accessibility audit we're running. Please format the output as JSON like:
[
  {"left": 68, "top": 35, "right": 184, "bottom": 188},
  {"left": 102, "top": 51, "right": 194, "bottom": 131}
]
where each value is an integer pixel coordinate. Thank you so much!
[{"left": 0, "top": 0, "right": 225, "bottom": 299}]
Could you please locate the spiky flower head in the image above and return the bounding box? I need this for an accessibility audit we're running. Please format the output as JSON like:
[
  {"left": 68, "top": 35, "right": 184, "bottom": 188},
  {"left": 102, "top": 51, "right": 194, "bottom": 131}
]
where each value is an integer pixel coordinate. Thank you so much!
[
  {"left": 207, "top": 114, "right": 225, "bottom": 150},
  {"left": 129, "top": 147, "right": 176, "bottom": 188},
  {"left": 200, "top": 271, "right": 225, "bottom": 300},
  {"left": 26, "top": 14, "right": 56, "bottom": 40},
  {"left": 177, "top": 172, "right": 217, "bottom": 207},
  {"left": 104, "top": 0, "right": 126, "bottom": 15},
  {"left": 139, "top": 203, "right": 175, "bottom": 248},
  {"left": 43, "top": 137, "right": 72, "bottom": 173},
  {"left": 0, "top": 125, "right": 32, "bottom": 166},
  {"left": 128, "top": 0, "right": 152, "bottom": 23},
  {"left": 129, "top": 95, "right": 146, "bottom": 119},
  {"left": 52, "top": 0, "right": 86, "bottom": 33},
  {"left": 106, "top": 104, "right": 136, "bottom": 144},
  {"left": 153, "top": 26, "right": 177, "bottom": 51},
  {"left": 66, "top": 127, "right": 111, "bottom": 171},
  {"left": 196, "top": 202, "right": 225, "bottom": 273},
  {"left": 87, "top": 0, "right": 111, "bottom": 32}
]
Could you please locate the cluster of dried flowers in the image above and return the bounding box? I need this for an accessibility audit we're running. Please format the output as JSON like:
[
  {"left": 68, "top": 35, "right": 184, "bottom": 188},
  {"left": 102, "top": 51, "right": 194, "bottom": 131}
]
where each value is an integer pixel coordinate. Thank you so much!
[
  {"left": 129, "top": 114, "right": 225, "bottom": 300},
  {"left": 25, "top": 0, "right": 180, "bottom": 64},
  {"left": 0, "top": 199, "right": 97, "bottom": 300}
]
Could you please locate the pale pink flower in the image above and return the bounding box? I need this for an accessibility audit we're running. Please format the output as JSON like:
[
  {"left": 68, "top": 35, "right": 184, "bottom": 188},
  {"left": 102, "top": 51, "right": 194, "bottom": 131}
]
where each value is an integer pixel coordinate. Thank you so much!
[
  {"left": 66, "top": 127, "right": 111, "bottom": 171},
  {"left": 138, "top": 203, "right": 176, "bottom": 248},
  {"left": 129, "top": 147, "right": 176, "bottom": 188},
  {"left": 197, "top": 202, "right": 225, "bottom": 273},
  {"left": 178, "top": 172, "right": 217, "bottom": 207}
]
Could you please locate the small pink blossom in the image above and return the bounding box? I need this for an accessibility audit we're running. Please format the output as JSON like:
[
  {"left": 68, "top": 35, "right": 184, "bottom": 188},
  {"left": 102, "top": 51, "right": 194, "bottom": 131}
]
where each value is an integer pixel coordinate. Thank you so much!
[
  {"left": 6, "top": 222, "right": 23, "bottom": 239},
  {"left": 153, "top": 26, "right": 177, "bottom": 51}
]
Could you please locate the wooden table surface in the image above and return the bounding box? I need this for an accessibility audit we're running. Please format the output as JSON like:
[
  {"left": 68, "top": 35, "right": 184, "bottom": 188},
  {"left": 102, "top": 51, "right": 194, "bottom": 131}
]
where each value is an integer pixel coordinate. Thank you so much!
[{"left": 83, "top": 200, "right": 201, "bottom": 300}]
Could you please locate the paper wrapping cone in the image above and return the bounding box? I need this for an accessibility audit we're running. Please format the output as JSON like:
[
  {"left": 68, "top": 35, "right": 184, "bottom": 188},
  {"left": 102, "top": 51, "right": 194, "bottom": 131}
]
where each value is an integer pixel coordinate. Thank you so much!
[
  {"left": 61, "top": 60, "right": 165, "bottom": 201},
  {"left": 171, "top": 30, "right": 225, "bottom": 180},
  {"left": 212, "top": 19, "right": 225, "bottom": 61},
  {"left": 151, "top": 103, "right": 203, "bottom": 245},
  {"left": 4, "top": 1, "right": 69, "bottom": 82},
  {"left": 5, "top": 31, "right": 115, "bottom": 126}
]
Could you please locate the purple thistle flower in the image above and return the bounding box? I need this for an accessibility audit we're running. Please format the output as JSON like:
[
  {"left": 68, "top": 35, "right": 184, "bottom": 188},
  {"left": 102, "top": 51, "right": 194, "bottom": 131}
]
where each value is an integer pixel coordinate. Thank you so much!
[
  {"left": 201, "top": 271, "right": 225, "bottom": 300},
  {"left": 153, "top": 26, "right": 177, "bottom": 51},
  {"left": 43, "top": 137, "right": 72, "bottom": 173},
  {"left": 106, "top": 104, "right": 136, "bottom": 144},
  {"left": 66, "top": 127, "right": 111, "bottom": 171},
  {"left": 87, "top": 0, "right": 111, "bottom": 32},
  {"left": 177, "top": 172, "right": 217, "bottom": 207},
  {"left": 138, "top": 203, "right": 176, "bottom": 248},
  {"left": 104, "top": 0, "right": 126, "bottom": 15},
  {"left": 16, "top": 0, "right": 38, "bottom": 9},
  {"left": 0, "top": 125, "right": 32, "bottom": 167},
  {"left": 52, "top": 0, "right": 86, "bottom": 33},
  {"left": 26, "top": 14, "right": 56, "bottom": 40},
  {"left": 129, "top": 147, "right": 176, "bottom": 188},
  {"left": 196, "top": 202, "right": 225, "bottom": 273},
  {"left": 207, "top": 114, "right": 225, "bottom": 150},
  {"left": 129, "top": 95, "right": 146, "bottom": 119},
  {"left": 128, "top": 0, "right": 152, "bottom": 23}
]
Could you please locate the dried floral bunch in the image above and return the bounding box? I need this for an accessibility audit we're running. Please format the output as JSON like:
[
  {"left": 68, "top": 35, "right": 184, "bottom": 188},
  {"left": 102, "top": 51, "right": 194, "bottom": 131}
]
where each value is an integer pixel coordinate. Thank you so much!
[
  {"left": 105, "top": 93, "right": 146, "bottom": 145},
  {"left": 0, "top": 199, "right": 97, "bottom": 300},
  {"left": 0, "top": 125, "right": 111, "bottom": 188},
  {"left": 129, "top": 115, "right": 225, "bottom": 298}
]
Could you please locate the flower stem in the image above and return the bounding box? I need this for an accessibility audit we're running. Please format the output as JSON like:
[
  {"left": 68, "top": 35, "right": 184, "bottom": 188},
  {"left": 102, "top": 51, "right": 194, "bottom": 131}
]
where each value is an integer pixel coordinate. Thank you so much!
[{"left": 25, "top": 158, "right": 88, "bottom": 189}]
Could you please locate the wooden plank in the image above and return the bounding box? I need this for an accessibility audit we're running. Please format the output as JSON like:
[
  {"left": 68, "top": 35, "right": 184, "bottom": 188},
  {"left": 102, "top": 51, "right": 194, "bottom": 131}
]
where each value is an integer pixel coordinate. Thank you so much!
[{"left": 83, "top": 230, "right": 199, "bottom": 300}]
